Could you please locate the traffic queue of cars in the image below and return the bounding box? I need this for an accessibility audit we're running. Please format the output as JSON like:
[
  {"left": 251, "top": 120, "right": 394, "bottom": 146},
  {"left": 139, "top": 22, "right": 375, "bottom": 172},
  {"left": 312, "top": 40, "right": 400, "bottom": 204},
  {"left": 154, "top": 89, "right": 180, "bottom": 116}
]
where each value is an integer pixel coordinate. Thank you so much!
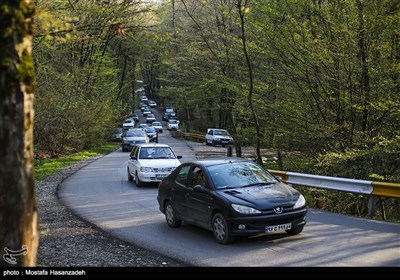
[{"left": 120, "top": 95, "right": 307, "bottom": 244}]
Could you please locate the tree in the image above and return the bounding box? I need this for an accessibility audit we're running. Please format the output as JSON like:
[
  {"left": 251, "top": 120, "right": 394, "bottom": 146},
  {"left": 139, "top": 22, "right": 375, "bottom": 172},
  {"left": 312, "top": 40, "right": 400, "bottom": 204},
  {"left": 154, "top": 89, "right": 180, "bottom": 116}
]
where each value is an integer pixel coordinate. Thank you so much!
[{"left": 0, "top": 0, "right": 39, "bottom": 266}]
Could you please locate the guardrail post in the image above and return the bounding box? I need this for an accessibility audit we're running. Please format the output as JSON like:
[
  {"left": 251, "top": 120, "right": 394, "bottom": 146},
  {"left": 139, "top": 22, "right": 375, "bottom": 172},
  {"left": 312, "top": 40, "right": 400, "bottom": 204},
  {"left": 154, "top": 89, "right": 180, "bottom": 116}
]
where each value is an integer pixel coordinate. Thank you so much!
[
  {"left": 368, "top": 195, "right": 378, "bottom": 216},
  {"left": 227, "top": 145, "right": 233, "bottom": 157}
]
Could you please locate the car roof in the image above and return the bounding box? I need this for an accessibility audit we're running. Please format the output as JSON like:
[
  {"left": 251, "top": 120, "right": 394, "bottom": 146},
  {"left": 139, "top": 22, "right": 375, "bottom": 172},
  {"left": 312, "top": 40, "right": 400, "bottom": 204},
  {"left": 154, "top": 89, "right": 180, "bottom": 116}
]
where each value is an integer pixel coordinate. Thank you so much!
[
  {"left": 135, "top": 143, "right": 171, "bottom": 148},
  {"left": 185, "top": 157, "right": 250, "bottom": 167}
]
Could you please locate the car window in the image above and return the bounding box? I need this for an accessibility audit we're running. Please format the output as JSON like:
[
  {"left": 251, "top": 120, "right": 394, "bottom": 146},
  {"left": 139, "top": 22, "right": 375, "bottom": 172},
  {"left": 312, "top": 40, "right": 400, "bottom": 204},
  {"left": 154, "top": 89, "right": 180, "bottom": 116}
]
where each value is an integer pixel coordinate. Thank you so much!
[
  {"left": 208, "top": 162, "right": 277, "bottom": 189},
  {"left": 190, "top": 167, "right": 206, "bottom": 188},
  {"left": 175, "top": 165, "right": 190, "bottom": 186}
]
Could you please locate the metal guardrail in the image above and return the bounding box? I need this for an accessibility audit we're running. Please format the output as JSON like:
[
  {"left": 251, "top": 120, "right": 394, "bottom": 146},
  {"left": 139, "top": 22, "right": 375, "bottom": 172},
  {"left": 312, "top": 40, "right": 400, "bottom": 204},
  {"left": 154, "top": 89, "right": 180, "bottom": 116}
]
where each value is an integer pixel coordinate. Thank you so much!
[{"left": 268, "top": 170, "right": 400, "bottom": 199}]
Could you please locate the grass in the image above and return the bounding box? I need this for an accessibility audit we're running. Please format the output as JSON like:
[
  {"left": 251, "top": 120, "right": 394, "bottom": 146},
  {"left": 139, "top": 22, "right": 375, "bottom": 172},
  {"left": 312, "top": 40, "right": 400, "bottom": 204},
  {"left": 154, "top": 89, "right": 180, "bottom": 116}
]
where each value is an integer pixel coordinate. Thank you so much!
[{"left": 34, "top": 144, "right": 120, "bottom": 181}]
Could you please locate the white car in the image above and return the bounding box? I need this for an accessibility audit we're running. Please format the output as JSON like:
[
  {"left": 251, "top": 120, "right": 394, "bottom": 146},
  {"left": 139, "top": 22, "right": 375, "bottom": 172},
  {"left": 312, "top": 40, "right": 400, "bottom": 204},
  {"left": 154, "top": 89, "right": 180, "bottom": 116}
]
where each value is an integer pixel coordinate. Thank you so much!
[
  {"left": 152, "top": 121, "right": 163, "bottom": 133},
  {"left": 122, "top": 118, "right": 135, "bottom": 130},
  {"left": 146, "top": 113, "right": 156, "bottom": 123},
  {"left": 167, "top": 119, "right": 179, "bottom": 130},
  {"left": 148, "top": 100, "right": 157, "bottom": 107},
  {"left": 205, "top": 128, "right": 234, "bottom": 147},
  {"left": 127, "top": 143, "right": 182, "bottom": 187}
]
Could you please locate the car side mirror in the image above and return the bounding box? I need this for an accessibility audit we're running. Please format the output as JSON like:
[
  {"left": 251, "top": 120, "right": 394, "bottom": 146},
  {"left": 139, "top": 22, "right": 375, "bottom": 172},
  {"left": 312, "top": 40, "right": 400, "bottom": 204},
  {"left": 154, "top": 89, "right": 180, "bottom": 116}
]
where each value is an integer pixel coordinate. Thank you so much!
[
  {"left": 193, "top": 185, "right": 207, "bottom": 193},
  {"left": 177, "top": 155, "right": 182, "bottom": 159},
  {"left": 130, "top": 155, "right": 137, "bottom": 160}
]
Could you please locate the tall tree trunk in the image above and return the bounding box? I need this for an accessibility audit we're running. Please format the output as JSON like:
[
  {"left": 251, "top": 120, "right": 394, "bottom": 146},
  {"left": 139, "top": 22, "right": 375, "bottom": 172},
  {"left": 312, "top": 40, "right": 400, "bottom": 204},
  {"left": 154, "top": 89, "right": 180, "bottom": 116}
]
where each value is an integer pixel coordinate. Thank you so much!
[
  {"left": 0, "top": 0, "right": 39, "bottom": 266},
  {"left": 356, "top": 0, "right": 370, "bottom": 132},
  {"left": 237, "top": 0, "right": 262, "bottom": 164}
]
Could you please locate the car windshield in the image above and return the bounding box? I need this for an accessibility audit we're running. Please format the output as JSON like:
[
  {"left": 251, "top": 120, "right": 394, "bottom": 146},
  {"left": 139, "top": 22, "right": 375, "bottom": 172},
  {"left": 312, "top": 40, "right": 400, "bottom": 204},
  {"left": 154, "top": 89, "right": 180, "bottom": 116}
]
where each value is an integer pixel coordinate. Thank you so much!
[
  {"left": 152, "top": 122, "right": 161, "bottom": 126},
  {"left": 126, "top": 130, "right": 146, "bottom": 137},
  {"left": 145, "top": 127, "right": 156, "bottom": 133},
  {"left": 208, "top": 162, "right": 277, "bottom": 189},
  {"left": 214, "top": 130, "right": 229, "bottom": 136},
  {"left": 139, "top": 147, "right": 175, "bottom": 159},
  {"left": 169, "top": 120, "right": 177, "bottom": 124}
]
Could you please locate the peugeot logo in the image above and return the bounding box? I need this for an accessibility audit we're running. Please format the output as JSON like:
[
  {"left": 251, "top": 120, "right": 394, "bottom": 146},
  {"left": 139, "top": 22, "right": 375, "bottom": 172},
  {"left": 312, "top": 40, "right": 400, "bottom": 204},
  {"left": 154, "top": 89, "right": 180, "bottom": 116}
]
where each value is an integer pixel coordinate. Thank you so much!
[{"left": 273, "top": 206, "right": 283, "bottom": 214}]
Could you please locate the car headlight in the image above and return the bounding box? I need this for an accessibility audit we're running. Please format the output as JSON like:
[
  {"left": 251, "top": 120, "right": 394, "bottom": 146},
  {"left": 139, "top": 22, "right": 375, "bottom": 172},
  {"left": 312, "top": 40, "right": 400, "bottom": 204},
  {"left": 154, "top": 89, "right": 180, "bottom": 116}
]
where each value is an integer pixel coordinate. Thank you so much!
[
  {"left": 232, "top": 204, "right": 261, "bottom": 214},
  {"left": 140, "top": 167, "right": 153, "bottom": 173},
  {"left": 293, "top": 195, "right": 306, "bottom": 209}
]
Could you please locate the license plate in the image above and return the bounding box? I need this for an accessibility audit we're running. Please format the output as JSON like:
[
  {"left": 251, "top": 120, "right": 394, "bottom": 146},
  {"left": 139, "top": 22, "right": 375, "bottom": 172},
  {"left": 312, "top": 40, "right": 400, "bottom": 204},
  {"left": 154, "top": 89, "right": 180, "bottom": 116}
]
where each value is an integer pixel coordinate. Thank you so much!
[
  {"left": 156, "top": 174, "right": 166, "bottom": 179},
  {"left": 265, "top": 223, "right": 291, "bottom": 233}
]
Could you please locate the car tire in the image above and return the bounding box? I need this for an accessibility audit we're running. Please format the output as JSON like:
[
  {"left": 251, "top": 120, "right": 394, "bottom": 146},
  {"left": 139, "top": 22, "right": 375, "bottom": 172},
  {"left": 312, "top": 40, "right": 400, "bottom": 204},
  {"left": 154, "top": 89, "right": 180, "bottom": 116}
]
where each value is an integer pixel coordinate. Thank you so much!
[
  {"left": 135, "top": 172, "right": 143, "bottom": 187},
  {"left": 165, "top": 201, "right": 182, "bottom": 228},
  {"left": 127, "top": 167, "right": 133, "bottom": 182},
  {"left": 212, "top": 213, "right": 235, "bottom": 244},
  {"left": 212, "top": 140, "right": 216, "bottom": 147},
  {"left": 286, "top": 225, "right": 304, "bottom": 235}
]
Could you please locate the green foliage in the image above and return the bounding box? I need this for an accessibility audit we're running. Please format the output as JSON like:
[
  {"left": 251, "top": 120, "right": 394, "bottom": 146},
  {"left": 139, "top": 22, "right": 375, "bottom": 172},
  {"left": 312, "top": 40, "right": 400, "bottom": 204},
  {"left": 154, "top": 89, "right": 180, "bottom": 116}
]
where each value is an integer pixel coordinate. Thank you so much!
[{"left": 34, "top": 144, "right": 119, "bottom": 181}]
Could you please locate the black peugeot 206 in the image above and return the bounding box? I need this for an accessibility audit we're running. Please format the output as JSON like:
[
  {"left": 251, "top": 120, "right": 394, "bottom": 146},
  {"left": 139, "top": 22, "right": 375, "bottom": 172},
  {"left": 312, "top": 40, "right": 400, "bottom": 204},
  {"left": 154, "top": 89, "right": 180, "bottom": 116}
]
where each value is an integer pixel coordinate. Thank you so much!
[{"left": 157, "top": 157, "right": 307, "bottom": 244}]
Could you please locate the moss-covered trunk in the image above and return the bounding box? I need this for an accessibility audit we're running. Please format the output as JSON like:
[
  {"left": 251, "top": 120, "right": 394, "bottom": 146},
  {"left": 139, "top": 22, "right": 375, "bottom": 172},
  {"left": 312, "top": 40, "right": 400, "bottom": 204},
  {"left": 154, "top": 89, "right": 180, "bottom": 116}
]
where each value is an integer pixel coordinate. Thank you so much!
[{"left": 0, "top": 0, "right": 39, "bottom": 267}]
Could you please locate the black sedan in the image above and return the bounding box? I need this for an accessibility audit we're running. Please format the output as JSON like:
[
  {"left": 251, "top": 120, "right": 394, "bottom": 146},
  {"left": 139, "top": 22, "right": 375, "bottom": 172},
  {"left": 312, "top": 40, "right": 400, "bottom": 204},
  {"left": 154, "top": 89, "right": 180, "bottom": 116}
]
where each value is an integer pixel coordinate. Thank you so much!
[{"left": 157, "top": 157, "right": 307, "bottom": 244}]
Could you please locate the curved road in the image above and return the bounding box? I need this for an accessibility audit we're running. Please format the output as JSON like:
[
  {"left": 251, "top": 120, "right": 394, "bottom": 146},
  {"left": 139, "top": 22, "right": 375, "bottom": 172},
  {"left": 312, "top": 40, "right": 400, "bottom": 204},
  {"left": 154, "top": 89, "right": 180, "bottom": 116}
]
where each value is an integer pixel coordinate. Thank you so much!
[{"left": 58, "top": 119, "right": 400, "bottom": 267}]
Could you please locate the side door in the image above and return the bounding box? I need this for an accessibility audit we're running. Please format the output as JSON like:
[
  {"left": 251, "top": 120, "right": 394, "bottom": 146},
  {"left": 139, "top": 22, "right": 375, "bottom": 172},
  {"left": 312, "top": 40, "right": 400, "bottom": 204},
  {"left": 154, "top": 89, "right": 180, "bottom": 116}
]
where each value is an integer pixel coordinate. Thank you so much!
[
  {"left": 185, "top": 166, "right": 215, "bottom": 227},
  {"left": 170, "top": 164, "right": 193, "bottom": 222},
  {"left": 205, "top": 129, "right": 213, "bottom": 145},
  {"left": 129, "top": 146, "right": 140, "bottom": 176}
]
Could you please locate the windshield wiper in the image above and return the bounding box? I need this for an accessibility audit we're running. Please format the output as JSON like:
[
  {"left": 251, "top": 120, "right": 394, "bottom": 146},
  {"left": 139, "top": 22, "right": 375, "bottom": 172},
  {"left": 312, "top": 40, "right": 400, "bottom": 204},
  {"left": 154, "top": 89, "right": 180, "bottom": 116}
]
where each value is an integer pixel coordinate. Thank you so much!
[{"left": 245, "top": 182, "right": 275, "bottom": 187}]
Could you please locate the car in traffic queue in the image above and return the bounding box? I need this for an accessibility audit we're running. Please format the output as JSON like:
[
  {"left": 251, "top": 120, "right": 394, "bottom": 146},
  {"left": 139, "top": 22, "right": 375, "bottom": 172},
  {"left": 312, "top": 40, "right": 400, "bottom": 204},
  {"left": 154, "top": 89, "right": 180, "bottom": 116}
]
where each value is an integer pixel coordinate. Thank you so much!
[
  {"left": 111, "top": 127, "right": 123, "bottom": 142},
  {"left": 122, "top": 118, "right": 135, "bottom": 130},
  {"left": 145, "top": 126, "right": 158, "bottom": 142},
  {"left": 157, "top": 157, "right": 307, "bottom": 244},
  {"left": 148, "top": 100, "right": 157, "bottom": 108},
  {"left": 146, "top": 113, "right": 156, "bottom": 123},
  {"left": 127, "top": 143, "right": 182, "bottom": 187},
  {"left": 121, "top": 128, "right": 149, "bottom": 152},
  {"left": 167, "top": 119, "right": 179, "bottom": 130},
  {"left": 152, "top": 121, "right": 163, "bottom": 133}
]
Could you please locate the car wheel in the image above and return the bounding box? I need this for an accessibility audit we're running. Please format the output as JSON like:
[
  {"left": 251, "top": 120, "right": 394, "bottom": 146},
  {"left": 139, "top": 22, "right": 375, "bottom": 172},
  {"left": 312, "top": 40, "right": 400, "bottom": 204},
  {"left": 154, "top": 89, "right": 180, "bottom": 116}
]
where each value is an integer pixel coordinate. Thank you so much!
[
  {"left": 135, "top": 172, "right": 143, "bottom": 187},
  {"left": 212, "top": 140, "right": 216, "bottom": 147},
  {"left": 165, "top": 201, "right": 182, "bottom": 228},
  {"left": 122, "top": 147, "right": 127, "bottom": 152},
  {"left": 212, "top": 213, "right": 235, "bottom": 244},
  {"left": 127, "top": 167, "right": 133, "bottom": 182},
  {"left": 286, "top": 225, "right": 304, "bottom": 235}
]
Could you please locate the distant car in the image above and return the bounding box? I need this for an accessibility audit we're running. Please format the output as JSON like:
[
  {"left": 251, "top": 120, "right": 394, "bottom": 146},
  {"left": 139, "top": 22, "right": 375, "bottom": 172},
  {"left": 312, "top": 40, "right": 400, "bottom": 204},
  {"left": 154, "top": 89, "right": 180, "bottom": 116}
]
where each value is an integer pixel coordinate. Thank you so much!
[
  {"left": 168, "top": 116, "right": 180, "bottom": 124},
  {"left": 205, "top": 128, "right": 234, "bottom": 147},
  {"left": 152, "top": 121, "right": 163, "bottom": 133},
  {"left": 167, "top": 119, "right": 179, "bottom": 130},
  {"left": 111, "top": 128, "right": 123, "bottom": 142},
  {"left": 157, "top": 157, "right": 307, "bottom": 244},
  {"left": 139, "top": 123, "right": 148, "bottom": 129},
  {"left": 145, "top": 126, "right": 158, "bottom": 142},
  {"left": 122, "top": 128, "right": 149, "bottom": 152},
  {"left": 148, "top": 100, "right": 157, "bottom": 108},
  {"left": 143, "top": 109, "right": 152, "bottom": 117},
  {"left": 122, "top": 118, "right": 135, "bottom": 130},
  {"left": 127, "top": 143, "right": 182, "bottom": 187},
  {"left": 130, "top": 112, "right": 139, "bottom": 122},
  {"left": 146, "top": 113, "right": 156, "bottom": 123}
]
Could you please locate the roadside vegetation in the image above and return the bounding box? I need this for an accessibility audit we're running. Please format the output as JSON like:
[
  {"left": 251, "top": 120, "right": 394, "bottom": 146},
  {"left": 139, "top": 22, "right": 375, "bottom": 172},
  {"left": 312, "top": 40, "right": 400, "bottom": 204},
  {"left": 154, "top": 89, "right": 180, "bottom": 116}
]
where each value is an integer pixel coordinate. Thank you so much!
[
  {"left": 34, "top": 144, "right": 119, "bottom": 181},
  {"left": 31, "top": 1, "right": 398, "bottom": 221}
]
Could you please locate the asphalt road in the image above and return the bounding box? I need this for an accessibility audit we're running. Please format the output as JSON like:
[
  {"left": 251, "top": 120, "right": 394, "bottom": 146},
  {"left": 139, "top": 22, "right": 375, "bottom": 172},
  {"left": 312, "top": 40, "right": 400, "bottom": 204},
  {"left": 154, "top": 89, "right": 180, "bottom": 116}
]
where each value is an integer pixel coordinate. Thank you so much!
[{"left": 58, "top": 113, "right": 400, "bottom": 267}]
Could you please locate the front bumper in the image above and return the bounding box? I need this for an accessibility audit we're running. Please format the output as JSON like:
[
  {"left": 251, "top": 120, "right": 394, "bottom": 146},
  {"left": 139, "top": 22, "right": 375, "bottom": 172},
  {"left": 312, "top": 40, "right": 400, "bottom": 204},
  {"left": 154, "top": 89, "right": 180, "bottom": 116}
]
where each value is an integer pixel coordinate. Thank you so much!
[{"left": 227, "top": 208, "right": 307, "bottom": 236}]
